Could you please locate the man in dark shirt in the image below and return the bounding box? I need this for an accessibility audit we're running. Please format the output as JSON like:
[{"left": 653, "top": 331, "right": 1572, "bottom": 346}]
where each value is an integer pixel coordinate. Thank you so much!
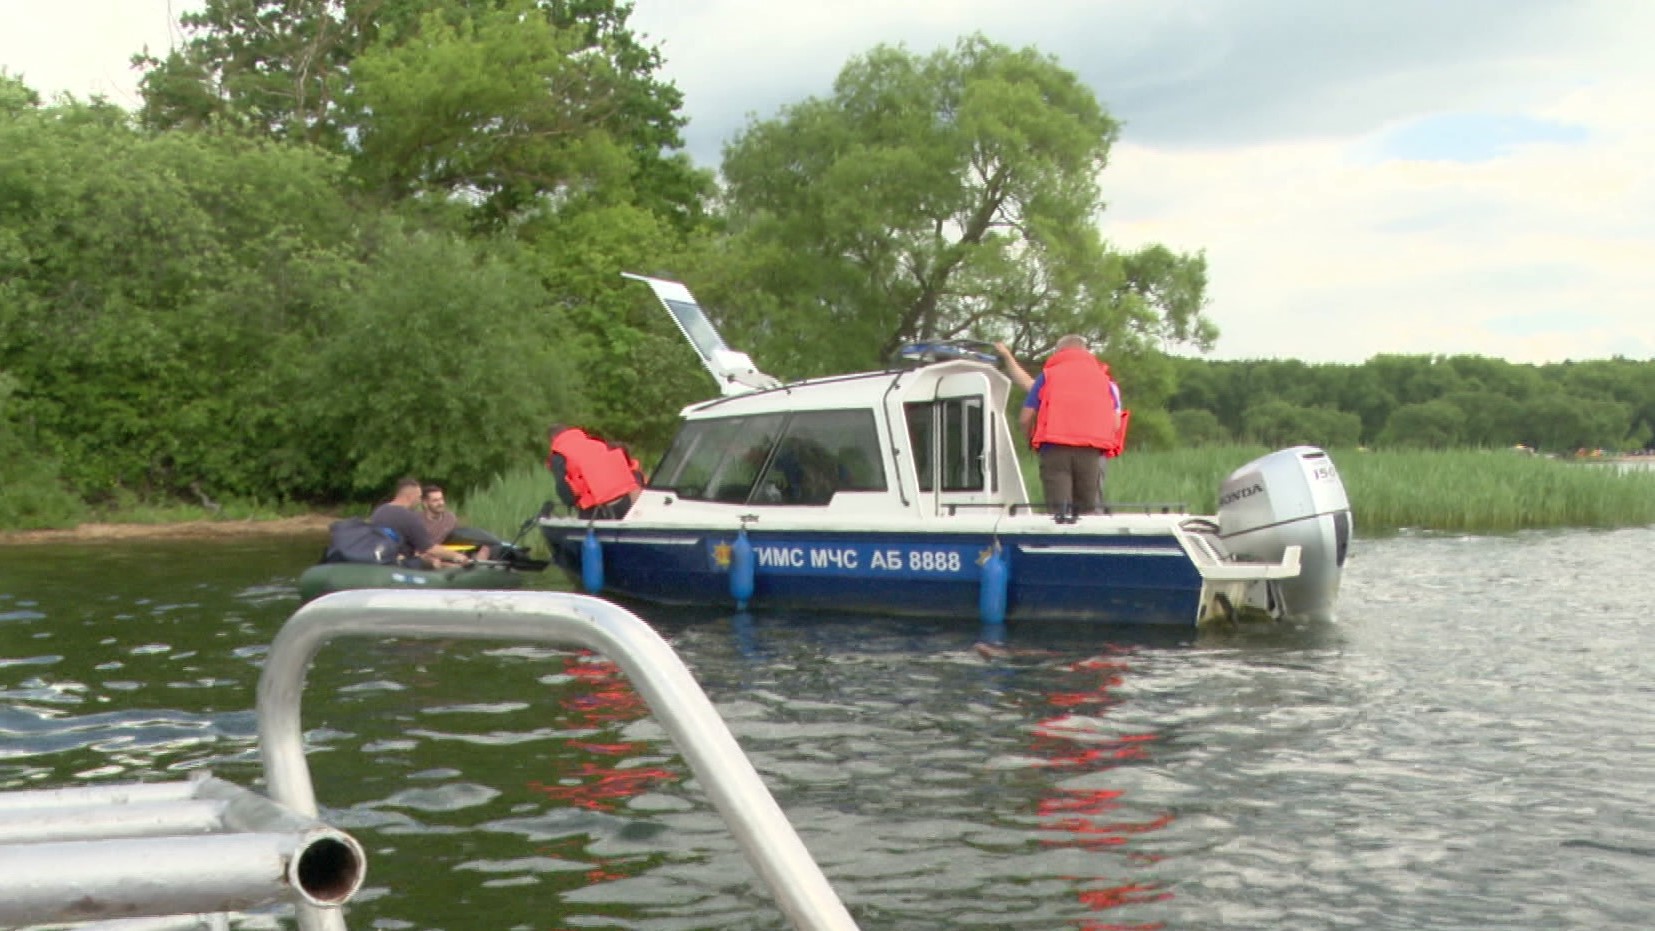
[{"left": 370, "top": 477, "right": 473, "bottom": 569}]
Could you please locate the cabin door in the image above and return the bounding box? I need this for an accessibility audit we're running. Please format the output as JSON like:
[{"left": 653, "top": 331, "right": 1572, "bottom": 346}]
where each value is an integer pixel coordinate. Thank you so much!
[{"left": 907, "top": 371, "right": 997, "bottom": 515}]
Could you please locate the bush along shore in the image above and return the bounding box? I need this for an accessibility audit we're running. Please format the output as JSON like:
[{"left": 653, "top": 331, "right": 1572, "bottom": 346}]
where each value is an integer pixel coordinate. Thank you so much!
[{"left": 3, "top": 447, "right": 1652, "bottom": 545}]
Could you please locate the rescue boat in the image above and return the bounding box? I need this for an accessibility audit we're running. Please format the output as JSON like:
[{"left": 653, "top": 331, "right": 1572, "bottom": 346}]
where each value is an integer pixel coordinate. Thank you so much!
[{"left": 539, "top": 276, "right": 1352, "bottom": 628}]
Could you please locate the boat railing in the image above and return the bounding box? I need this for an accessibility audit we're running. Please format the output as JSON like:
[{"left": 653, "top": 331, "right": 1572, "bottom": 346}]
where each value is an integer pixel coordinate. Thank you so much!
[
  {"left": 1002, "top": 501, "right": 1190, "bottom": 517},
  {"left": 260, "top": 589, "right": 861, "bottom": 931}
]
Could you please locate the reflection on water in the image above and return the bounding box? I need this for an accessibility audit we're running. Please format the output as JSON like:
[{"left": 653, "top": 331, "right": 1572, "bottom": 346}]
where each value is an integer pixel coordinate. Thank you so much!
[{"left": 1, "top": 529, "right": 1653, "bottom": 929}]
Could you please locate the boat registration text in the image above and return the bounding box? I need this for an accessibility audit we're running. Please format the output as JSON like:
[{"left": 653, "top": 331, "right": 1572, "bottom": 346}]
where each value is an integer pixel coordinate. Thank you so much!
[{"left": 712, "top": 540, "right": 980, "bottom": 578}]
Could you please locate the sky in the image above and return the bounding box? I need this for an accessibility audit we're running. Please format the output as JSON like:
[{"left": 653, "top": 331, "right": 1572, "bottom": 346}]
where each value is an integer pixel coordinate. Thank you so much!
[{"left": 3, "top": 0, "right": 1650, "bottom": 365}]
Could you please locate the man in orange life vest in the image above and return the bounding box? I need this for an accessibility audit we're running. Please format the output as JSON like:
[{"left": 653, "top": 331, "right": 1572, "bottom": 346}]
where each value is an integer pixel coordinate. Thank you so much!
[
  {"left": 545, "top": 425, "right": 645, "bottom": 520},
  {"left": 996, "top": 336, "right": 1123, "bottom": 523}
]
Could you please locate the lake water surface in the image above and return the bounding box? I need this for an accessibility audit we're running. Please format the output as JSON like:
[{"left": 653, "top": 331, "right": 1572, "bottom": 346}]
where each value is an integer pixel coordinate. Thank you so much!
[{"left": 1, "top": 528, "right": 1651, "bottom": 929}]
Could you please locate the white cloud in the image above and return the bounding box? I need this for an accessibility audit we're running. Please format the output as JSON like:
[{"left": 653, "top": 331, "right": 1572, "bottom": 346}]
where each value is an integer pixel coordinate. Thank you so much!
[{"left": 1102, "top": 66, "right": 1655, "bottom": 363}]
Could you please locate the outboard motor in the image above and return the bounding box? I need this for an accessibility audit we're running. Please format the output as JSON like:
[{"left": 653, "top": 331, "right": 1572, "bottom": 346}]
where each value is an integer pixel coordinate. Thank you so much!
[{"left": 1217, "top": 446, "right": 1352, "bottom": 622}]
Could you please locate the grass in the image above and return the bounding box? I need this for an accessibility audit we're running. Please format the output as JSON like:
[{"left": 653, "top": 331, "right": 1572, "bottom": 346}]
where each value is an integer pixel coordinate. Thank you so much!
[
  {"left": 17, "top": 447, "right": 1644, "bottom": 541},
  {"left": 1094, "top": 445, "right": 1655, "bottom": 535},
  {"left": 455, "top": 468, "right": 561, "bottom": 552}
]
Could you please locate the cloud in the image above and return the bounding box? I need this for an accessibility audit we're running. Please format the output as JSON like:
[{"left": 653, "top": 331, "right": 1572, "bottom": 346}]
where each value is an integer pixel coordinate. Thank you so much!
[{"left": 1101, "top": 73, "right": 1655, "bottom": 363}]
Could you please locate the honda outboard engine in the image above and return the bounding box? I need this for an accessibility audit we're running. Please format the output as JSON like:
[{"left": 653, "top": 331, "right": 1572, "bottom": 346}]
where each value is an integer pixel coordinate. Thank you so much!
[{"left": 1217, "top": 446, "right": 1352, "bottom": 622}]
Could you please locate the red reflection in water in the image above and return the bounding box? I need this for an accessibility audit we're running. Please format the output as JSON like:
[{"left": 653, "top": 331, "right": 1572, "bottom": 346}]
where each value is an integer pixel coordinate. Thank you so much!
[
  {"left": 525, "top": 652, "right": 685, "bottom": 888},
  {"left": 1028, "top": 649, "right": 1173, "bottom": 928}
]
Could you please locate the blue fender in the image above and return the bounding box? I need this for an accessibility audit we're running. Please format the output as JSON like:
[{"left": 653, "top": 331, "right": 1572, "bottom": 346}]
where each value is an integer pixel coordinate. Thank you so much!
[
  {"left": 730, "top": 528, "right": 755, "bottom": 610},
  {"left": 581, "top": 527, "right": 604, "bottom": 594},
  {"left": 978, "top": 541, "right": 1009, "bottom": 627}
]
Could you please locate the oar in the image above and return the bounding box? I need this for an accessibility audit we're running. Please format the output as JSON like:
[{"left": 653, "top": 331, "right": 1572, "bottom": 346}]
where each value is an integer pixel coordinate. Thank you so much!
[{"left": 476, "top": 502, "right": 557, "bottom": 572}]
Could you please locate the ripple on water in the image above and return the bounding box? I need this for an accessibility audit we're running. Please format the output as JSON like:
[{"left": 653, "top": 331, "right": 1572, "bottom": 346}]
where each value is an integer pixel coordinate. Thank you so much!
[{"left": 1, "top": 530, "right": 1652, "bottom": 929}]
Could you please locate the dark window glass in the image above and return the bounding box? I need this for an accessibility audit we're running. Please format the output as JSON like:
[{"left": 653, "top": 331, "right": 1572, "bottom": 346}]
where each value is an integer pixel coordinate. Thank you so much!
[
  {"left": 754, "top": 409, "right": 886, "bottom": 506},
  {"left": 905, "top": 403, "right": 936, "bottom": 493},
  {"left": 940, "top": 397, "right": 985, "bottom": 492},
  {"left": 651, "top": 413, "right": 785, "bottom": 502}
]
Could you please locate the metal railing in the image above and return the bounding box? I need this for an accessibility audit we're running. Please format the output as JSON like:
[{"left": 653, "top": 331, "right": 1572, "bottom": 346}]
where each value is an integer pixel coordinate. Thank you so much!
[
  {"left": 260, "top": 589, "right": 861, "bottom": 931},
  {"left": 0, "top": 774, "right": 364, "bottom": 928}
]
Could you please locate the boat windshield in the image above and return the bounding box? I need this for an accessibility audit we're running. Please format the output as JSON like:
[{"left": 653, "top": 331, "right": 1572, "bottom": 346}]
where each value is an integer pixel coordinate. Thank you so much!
[{"left": 653, "top": 410, "right": 886, "bottom": 505}]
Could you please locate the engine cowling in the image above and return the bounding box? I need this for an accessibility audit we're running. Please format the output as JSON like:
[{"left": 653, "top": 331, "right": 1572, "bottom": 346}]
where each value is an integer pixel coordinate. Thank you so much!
[{"left": 1217, "top": 446, "right": 1352, "bottom": 621}]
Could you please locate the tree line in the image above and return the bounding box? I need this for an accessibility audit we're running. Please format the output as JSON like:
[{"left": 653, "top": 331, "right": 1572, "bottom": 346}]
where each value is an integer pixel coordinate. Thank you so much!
[
  {"left": 1159, "top": 355, "right": 1654, "bottom": 455},
  {"left": 0, "top": 1, "right": 1640, "bottom": 530}
]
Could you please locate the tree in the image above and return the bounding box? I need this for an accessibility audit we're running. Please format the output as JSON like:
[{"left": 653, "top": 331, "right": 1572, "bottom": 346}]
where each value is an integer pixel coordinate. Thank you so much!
[
  {"left": 136, "top": 0, "right": 706, "bottom": 226},
  {"left": 1379, "top": 400, "right": 1467, "bottom": 449},
  {"left": 714, "top": 35, "right": 1214, "bottom": 379},
  {"left": 290, "top": 226, "right": 576, "bottom": 496},
  {"left": 1243, "top": 401, "right": 1362, "bottom": 449},
  {"left": 1170, "top": 408, "right": 1228, "bottom": 446},
  {"left": 1440, "top": 390, "right": 1524, "bottom": 448},
  {"left": 0, "top": 96, "right": 360, "bottom": 498},
  {"left": 1518, "top": 393, "right": 1633, "bottom": 453}
]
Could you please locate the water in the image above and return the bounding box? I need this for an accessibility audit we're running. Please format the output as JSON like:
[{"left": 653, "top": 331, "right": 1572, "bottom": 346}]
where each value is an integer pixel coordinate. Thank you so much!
[{"left": 1, "top": 529, "right": 1651, "bottom": 929}]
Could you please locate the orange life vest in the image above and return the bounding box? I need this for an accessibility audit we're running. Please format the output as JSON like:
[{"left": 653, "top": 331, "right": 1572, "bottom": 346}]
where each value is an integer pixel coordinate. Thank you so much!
[
  {"left": 548, "top": 428, "right": 642, "bottom": 510},
  {"left": 1031, "top": 347, "right": 1121, "bottom": 452}
]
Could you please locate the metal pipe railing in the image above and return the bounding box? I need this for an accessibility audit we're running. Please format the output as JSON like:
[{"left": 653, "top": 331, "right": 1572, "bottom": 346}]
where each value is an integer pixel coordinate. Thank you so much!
[
  {"left": 259, "top": 589, "right": 860, "bottom": 931},
  {"left": 69, "top": 915, "right": 230, "bottom": 931},
  {"left": 0, "top": 774, "right": 363, "bottom": 928}
]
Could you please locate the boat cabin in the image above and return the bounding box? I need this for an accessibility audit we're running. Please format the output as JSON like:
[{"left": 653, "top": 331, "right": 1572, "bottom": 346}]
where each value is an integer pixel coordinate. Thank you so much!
[{"left": 647, "top": 361, "right": 1030, "bottom": 521}]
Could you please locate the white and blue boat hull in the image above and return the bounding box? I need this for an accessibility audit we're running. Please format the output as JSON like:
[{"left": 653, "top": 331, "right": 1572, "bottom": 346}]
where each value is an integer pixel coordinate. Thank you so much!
[{"left": 543, "top": 523, "right": 1215, "bottom": 625}]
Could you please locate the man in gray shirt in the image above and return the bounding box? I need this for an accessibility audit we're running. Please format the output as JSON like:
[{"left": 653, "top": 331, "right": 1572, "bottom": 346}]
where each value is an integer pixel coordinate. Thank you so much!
[{"left": 370, "top": 477, "right": 473, "bottom": 569}]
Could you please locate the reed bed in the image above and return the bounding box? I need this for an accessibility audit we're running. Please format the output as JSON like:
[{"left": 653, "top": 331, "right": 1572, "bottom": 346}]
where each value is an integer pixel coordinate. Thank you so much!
[
  {"left": 456, "top": 466, "right": 558, "bottom": 551},
  {"left": 1100, "top": 446, "right": 1655, "bottom": 535},
  {"left": 462, "top": 448, "right": 1655, "bottom": 546}
]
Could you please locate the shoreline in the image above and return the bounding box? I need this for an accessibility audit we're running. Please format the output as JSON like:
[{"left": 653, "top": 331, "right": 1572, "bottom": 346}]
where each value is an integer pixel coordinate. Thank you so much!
[{"left": 0, "top": 515, "right": 336, "bottom": 546}]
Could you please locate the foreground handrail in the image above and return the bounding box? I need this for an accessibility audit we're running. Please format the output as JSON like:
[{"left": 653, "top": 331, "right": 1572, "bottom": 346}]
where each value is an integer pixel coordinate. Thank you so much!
[
  {"left": 259, "top": 589, "right": 860, "bottom": 931},
  {"left": 0, "top": 774, "right": 363, "bottom": 927}
]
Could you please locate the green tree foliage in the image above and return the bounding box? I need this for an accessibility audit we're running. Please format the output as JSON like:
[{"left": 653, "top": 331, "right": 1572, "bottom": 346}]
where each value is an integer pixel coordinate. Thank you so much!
[
  {"left": 289, "top": 227, "right": 575, "bottom": 496},
  {"left": 0, "top": 96, "right": 359, "bottom": 499},
  {"left": 1171, "top": 408, "right": 1229, "bottom": 447},
  {"left": 1549, "top": 359, "right": 1655, "bottom": 449},
  {"left": 1243, "top": 400, "right": 1362, "bottom": 449},
  {"left": 515, "top": 202, "right": 714, "bottom": 449},
  {"left": 1379, "top": 400, "right": 1468, "bottom": 449},
  {"left": 136, "top": 0, "right": 707, "bottom": 227},
  {"left": 1, "top": 89, "right": 584, "bottom": 507},
  {"left": 1163, "top": 353, "right": 1655, "bottom": 455},
  {"left": 1440, "top": 390, "right": 1524, "bottom": 448},
  {"left": 1518, "top": 393, "right": 1634, "bottom": 453},
  {"left": 714, "top": 35, "right": 1214, "bottom": 378},
  {"left": 0, "top": 373, "right": 84, "bottom": 528}
]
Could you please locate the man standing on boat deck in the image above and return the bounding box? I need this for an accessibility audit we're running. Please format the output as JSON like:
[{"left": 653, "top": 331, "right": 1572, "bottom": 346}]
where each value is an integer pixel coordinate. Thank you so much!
[
  {"left": 995, "top": 337, "right": 1122, "bottom": 522},
  {"left": 546, "top": 425, "right": 645, "bottom": 519},
  {"left": 370, "top": 477, "right": 474, "bottom": 568}
]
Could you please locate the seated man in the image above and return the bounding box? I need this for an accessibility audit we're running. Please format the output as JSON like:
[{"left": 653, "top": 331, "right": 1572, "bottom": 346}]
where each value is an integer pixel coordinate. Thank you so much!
[
  {"left": 420, "top": 483, "right": 491, "bottom": 560},
  {"left": 370, "top": 477, "right": 474, "bottom": 568},
  {"left": 546, "top": 425, "right": 645, "bottom": 519}
]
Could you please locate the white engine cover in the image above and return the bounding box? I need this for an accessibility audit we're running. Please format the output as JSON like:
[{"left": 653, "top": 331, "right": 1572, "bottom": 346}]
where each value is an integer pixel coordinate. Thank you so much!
[{"left": 1217, "top": 446, "right": 1352, "bottom": 621}]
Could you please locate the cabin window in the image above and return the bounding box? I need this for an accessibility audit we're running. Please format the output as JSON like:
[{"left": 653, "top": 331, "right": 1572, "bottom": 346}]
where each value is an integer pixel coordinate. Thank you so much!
[
  {"left": 904, "top": 404, "right": 935, "bottom": 492},
  {"left": 652, "top": 413, "right": 785, "bottom": 503},
  {"left": 905, "top": 397, "right": 987, "bottom": 493},
  {"left": 753, "top": 409, "right": 886, "bottom": 505},
  {"left": 652, "top": 409, "right": 884, "bottom": 505}
]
